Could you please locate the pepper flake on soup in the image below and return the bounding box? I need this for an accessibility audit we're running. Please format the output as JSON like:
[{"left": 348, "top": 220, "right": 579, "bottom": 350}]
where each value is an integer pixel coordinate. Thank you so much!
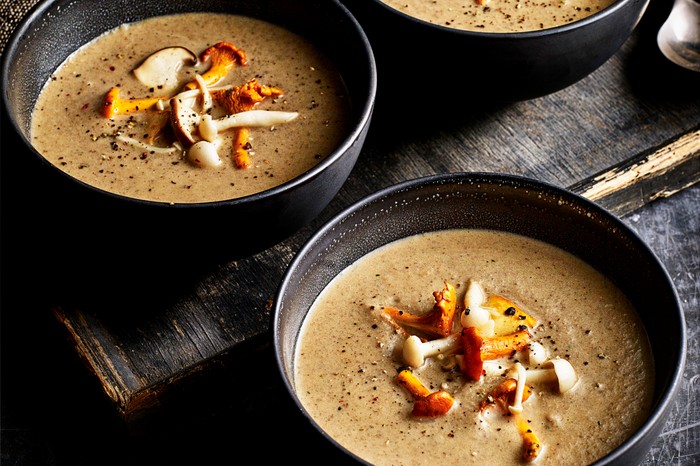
[
  {"left": 100, "top": 41, "right": 299, "bottom": 169},
  {"left": 384, "top": 279, "right": 578, "bottom": 463}
]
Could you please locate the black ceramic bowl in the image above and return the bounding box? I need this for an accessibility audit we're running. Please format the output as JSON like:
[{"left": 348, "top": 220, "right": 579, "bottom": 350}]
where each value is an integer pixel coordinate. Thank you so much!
[
  {"left": 1, "top": 0, "right": 376, "bottom": 266},
  {"left": 274, "top": 172, "right": 686, "bottom": 465},
  {"left": 342, "top": 0, "right": 649, "bottom": 104}
]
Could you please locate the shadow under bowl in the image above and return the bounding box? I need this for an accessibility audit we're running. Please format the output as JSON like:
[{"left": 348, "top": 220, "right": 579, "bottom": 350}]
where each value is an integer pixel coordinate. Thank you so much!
[{"left": 274, "top": 172, "right": 686, "bottom": 465}]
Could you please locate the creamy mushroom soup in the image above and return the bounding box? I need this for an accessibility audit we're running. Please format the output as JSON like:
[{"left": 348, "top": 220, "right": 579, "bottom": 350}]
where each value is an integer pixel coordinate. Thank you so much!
[
  {"left": 380, "top": 0, "right": 617, "bottom": 32},
  {"left": 295, "top": 229, "right": 654, "bottom": 465},
  {"left": 30, "top": 13, "right": 352, "bottom": 203}
]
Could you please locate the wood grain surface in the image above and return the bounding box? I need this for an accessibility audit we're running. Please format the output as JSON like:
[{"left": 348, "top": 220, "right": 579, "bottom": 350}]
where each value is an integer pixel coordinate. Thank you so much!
[
  {"left": 1, "top": 0, "right": 699, "bottom": 464},
  {"left": 570, "top": 126, "right": 700, "bottom": 215}
]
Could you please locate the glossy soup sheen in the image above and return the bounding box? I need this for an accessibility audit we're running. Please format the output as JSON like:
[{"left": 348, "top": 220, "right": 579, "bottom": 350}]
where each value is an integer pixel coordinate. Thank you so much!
[
  {"left": 295, "top": 229, "right": 654, "bottom": 465},
  {"left": 380, "top": 0, "right": 617, "bottom": 32},
  {"left": 30, "top": 13, "right": 352, "bottom": 204}
]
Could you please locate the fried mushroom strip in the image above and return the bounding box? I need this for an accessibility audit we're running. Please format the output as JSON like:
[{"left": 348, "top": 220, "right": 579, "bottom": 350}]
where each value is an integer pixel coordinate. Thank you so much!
[
  {"left": 183, "top": 42, "right": 247, "bottom": 90},
  {"left": 395, "top": 369, "right": 455, "bottom": 418},
  {"left": 479, "top": 378, "right": 533, "bottom": 414},
  {"left": 384, "top": 280, "right": 458, "bottom": 338}
]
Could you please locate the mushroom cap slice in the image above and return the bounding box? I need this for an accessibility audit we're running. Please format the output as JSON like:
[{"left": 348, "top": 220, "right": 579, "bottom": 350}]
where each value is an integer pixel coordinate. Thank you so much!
[
  {"left": 412, "top": 390, "right": 455, "bottom": 418},
  {"left": 170, "top": 97, "right": 200, "bottom": 147},
  {"left": 187, "top": 141, "right": 222, "bottom": 168},
  {"left": 133, "top": 46, "right": 198, "bottom": 92},
  {"left": 520, "top": 357, "right": 578, "bottom": 393},
  {"left": 548, "top": 358, "right": 578, "bottom": 393}
]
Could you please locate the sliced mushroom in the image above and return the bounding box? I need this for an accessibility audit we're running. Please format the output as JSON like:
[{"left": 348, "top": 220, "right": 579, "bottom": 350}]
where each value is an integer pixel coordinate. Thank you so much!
[
  {"left": 515, "top": 415, "right": 543, "bottom": 462},
  {"left": 198, "top": 110, "right": 299, "bottom": 142},
  {"left": 115, "top": 134, "right": 180, "bottom": 155},
  {"left": 232, "top": 127, "right": 252, "bottom": 169},
  {"left": 384, "top": 281, "right": 458, "bottom": 338},
  {"left": 508, "top": 362, "right": 528, "bottom": 414},
  {"left": 187, "top": 140, "right": 222, "bottom": 168},
  {"left": 479, "top": 377, "right": 532, "bottom": 414},
  {"left": 183, "top": 42, "right": 247, "bottom": 90},
  {"left": 402, "top": 333, "right": 460, "bottom": 368},
  {"left": 517, "top": 358, "right": 578, "bottom": 393},
  {"left": 525, "top": 341, "right": 548, "bottom": 366},
  {"left": 484, "top": 294, "right": 539, "bottom": 335},
  {"left": 461, "top": 280, "right": 495, "bottom": 337},
  {"left": 133, "top": 46, "right": 198, "bottom": 93},
  {"left": 192, "top": 74, "right": 214, "bottom": 113},
  {"left": 100, "top": 87, "right": 163, "bottom": 119},
  {"left": 395, "top": 369, "right": 455, "bottom": 418},
  {"left": 458, "top": 327, "right": 532, "bottom": 381},
  {"left": 210, "top": 78, "right": 284, "bottom": 114},
  {"left": 170, "top": 97, "right": 200, "bottom": 147}
]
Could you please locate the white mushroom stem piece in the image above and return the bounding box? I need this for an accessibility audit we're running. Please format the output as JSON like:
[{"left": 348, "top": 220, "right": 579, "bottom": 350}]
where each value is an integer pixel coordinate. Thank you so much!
[
  {"left": 509, "top": 362, "right": 527, "bottom": 415},
  {"left": 157, "top": 89, "right": 201, "bottom": 111},
  {"left": 482, "top": 359, "right": 510, "bottom": 377},
  {"left": 403, "top": 333, "right": 460, "bottom": 368},
  {"left": 525, "top": 341, "right": 548, "bottom": 366},
  {"left": 461, "top": 280, "right": 495, "bottom": 337},
  {"left": 193, "top": 74, "right": 214, "bottom": 113},
  {"left": 464, "top": 278, "right": 487, "bottom": 308},
  {"left": 187, "top": 140, "right": 222, "bottom": 168},
  {"left": 115, "top": 135, "right": 181, "bottom": 155},
  {"left": 199, "top": 110, "right": 299, "bottom": 142},
  {"left": 517, "top": 358, "right": 578, "bottom": 393}
]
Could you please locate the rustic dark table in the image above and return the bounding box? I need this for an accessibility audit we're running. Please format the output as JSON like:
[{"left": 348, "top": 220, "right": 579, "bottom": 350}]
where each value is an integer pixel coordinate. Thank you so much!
[{"left": 2, "top": 0, "right": 699, "bottom": 464}]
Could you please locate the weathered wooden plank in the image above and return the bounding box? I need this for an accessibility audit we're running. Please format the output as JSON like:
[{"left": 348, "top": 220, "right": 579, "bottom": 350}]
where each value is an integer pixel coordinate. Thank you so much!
[
  {"left": 570, "top": 127, "right": 700, "bottom": 216},
  {"left": 53, "top": 305, "right": 139, "bottom": 411},
  {"left": 49, "top": 244, "right": 295, "bottom": 420}
]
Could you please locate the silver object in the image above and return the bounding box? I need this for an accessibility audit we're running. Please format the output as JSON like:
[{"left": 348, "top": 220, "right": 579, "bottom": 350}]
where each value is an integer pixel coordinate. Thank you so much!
[{"left": 657, "top": 0, "right": 700, "bottom": 71}]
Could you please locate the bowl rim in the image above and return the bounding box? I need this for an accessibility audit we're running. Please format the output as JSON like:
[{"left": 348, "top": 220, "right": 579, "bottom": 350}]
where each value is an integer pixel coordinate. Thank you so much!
[
  {"left": 273, "top": 171, "right": 687, "bottom": 465},
  {"left": 363, "top": 0, "right": 646, "bottom": 39},
  {"left": 0, "top": 0, "right": 377, "bottom": 208}
]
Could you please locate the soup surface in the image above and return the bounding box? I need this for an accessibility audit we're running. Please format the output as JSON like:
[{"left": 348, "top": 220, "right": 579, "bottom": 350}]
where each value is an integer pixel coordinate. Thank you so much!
[
  {"left": 31, "top": 13, "right": 352, "bottom": 203},
  {"left": 295, "top": 229, "right": 654, "bottom": 465},
  {"left": 380, "top": 0, "right": 616, "bottom": 32}
]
